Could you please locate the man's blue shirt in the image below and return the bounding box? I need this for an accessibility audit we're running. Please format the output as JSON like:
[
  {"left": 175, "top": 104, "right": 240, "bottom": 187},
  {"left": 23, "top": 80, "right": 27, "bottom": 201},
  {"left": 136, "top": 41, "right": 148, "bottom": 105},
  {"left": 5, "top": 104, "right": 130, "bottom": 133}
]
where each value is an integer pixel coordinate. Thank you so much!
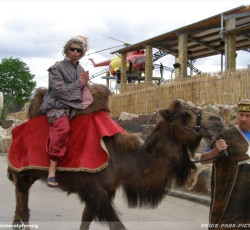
[{"left": 242, "top": 130, "right": 250, "bottom": 141}]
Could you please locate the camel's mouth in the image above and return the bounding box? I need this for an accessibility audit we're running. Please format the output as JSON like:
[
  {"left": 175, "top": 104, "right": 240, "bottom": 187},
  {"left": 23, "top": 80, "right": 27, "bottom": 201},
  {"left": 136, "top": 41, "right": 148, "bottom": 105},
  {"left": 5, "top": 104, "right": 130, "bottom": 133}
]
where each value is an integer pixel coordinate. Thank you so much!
[
  {"left": 200, "top": 118, "right": 225, "bottom": 139},
  {"left": 207, "top": 125, "right": 225, "bottom": 139}
]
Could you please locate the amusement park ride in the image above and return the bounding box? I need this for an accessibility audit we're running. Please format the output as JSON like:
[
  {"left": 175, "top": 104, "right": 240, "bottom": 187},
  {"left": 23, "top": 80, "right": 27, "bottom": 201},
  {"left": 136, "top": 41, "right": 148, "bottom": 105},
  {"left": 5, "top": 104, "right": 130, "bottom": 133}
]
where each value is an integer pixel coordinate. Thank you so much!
[
  {"left": 88, "top": 36, "right": 202, "bottom": 81},
  {"left": 88, "top": 36, "right": 147, "bottom": 77},
  {"left": 89, "top": 50, "right": 146, "bottom": 76}
]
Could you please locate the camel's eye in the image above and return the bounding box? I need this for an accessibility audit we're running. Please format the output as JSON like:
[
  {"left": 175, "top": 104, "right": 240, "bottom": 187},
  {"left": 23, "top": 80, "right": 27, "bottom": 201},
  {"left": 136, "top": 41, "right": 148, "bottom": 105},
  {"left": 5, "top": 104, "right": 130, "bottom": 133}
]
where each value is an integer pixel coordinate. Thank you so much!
[{"left": 178, "top": 112, "right": 191, "bottom": 124}]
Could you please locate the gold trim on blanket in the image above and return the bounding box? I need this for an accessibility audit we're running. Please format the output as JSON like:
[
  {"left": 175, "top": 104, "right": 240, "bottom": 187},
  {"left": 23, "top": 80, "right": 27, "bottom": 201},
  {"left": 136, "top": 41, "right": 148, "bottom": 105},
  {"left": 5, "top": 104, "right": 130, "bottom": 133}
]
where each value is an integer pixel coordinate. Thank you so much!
[{"left": 8, "top": 157, "right": 109, "bottom": 173}]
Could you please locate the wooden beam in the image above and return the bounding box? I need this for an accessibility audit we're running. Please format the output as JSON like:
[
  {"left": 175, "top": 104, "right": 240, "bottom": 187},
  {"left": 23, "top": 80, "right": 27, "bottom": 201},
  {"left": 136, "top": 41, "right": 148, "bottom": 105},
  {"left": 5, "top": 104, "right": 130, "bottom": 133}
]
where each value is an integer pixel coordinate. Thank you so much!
[{"left": 189, "top": 36, "right": 222, "bottom": 54}]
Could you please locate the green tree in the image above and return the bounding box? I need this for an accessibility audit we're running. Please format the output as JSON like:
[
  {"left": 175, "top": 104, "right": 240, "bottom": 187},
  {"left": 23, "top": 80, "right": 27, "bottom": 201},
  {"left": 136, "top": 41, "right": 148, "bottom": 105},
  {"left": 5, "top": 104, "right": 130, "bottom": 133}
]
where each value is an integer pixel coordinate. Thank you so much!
[{"left": 0, "top": 57, "right": 36, "bottom": 118}]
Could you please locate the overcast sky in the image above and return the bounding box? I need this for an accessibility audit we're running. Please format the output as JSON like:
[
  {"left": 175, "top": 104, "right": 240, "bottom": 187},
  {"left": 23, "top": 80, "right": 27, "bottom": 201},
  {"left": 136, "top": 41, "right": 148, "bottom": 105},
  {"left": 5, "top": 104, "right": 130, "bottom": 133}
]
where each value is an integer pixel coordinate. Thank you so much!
[{"left": 1, "top": 0, "right": 249, "bottom": 88}]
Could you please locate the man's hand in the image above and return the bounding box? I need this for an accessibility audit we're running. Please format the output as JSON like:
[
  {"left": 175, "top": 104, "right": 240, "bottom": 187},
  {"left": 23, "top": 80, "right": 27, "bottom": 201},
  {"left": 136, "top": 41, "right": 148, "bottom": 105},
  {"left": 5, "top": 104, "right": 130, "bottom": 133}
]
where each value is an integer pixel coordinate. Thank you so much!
[
  {"left": 80, "top": 71, "right": 89, "bottom": 84},
  {"left": 214, "top": 139, "right": 228, "bottom": 154}
]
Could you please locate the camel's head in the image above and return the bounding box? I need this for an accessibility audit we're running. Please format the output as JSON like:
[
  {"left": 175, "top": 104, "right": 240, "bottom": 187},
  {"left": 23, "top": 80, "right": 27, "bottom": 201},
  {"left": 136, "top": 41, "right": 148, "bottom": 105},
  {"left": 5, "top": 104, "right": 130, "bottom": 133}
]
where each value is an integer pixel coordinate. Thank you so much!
[{"left": 159, "top": 99, "right": 225, "bottom": 153}]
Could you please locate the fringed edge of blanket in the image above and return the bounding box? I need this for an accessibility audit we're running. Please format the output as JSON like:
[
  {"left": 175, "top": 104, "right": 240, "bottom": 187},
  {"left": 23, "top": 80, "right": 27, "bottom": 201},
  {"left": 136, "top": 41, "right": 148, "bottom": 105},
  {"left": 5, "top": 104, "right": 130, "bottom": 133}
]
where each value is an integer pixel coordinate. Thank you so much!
[{"left": 8, "top": 159, "right": 109, "bottom": 173}]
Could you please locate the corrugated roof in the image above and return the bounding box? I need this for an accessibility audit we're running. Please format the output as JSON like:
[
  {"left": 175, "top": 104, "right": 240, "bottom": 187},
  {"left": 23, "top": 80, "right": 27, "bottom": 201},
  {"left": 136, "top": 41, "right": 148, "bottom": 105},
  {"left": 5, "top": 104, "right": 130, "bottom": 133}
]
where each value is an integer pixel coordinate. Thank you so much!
[{"left": 111, "top": 5, "right": 250, "bottom": 60}]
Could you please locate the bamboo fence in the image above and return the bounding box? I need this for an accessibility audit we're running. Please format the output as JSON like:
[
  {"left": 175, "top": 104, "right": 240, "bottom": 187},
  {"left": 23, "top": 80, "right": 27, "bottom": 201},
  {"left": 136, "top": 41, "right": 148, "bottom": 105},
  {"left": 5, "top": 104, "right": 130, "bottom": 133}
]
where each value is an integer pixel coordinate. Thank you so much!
[{"left": 109, "top": 69, "right": 250, "bottom": 117}]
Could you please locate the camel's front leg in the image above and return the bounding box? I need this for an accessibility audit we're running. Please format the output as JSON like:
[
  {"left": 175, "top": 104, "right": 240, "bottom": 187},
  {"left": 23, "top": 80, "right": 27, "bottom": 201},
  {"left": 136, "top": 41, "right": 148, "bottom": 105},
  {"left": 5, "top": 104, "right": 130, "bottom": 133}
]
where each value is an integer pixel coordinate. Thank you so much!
[
  {"left": 80, "top": 207, "right": 127, "bottom": 230},
  {"left": 108, "top": 221, "right": 127, "bottom": 230},
  {"left": 80, "top": 206, "right": 95, "bottom": 230},
  {"left": 78, "top": 187, "right": 127, "bottom": 230}
]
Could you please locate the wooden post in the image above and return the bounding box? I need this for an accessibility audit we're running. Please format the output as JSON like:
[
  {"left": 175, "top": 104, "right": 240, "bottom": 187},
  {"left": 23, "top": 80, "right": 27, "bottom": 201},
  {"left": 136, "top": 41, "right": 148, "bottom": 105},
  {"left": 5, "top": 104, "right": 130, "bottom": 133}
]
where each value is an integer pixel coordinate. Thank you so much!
[
  {"left": 145, "top": 45, "right": 153, "bottom": 83},
  {"left": 105, "top": 78, "right": 109, "bottom": 88},
  {"left": 178, "top": 33, "right": 188, "bottom": 78},
  {"left": 120, "top": 53, "right": 127, "bottom": 85},
  {"left": 225, "top": 18, "right": 236, "bottom": 70}
]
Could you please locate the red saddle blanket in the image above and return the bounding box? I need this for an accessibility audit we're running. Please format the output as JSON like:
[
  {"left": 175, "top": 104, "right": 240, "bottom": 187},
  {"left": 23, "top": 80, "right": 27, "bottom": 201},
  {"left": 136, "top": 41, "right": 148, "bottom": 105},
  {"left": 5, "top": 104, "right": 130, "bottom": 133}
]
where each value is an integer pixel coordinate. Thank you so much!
[{"left": 8, "top": 111, "right": 126, "bottom": 172}]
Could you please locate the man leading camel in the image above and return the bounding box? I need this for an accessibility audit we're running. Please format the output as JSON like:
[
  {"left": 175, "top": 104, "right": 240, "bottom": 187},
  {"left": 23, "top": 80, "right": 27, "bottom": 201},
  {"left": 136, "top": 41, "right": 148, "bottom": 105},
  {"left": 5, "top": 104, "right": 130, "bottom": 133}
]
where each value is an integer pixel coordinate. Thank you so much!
[{"left": 201, "top": 100, "right": 250, "bottom": 229}]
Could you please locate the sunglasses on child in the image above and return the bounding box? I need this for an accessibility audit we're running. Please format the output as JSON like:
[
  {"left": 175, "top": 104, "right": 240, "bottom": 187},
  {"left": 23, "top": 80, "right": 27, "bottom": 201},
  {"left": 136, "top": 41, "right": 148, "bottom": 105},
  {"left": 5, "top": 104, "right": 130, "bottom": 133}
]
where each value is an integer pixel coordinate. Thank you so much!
[{"left": 69, "top": 47, "right": 83, "bottom": 53}]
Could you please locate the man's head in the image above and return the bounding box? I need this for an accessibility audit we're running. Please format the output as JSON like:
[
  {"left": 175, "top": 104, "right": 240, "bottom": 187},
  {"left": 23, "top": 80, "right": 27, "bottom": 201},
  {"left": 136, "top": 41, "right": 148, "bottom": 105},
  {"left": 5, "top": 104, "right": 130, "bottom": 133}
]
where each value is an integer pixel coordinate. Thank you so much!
[
  {"left": 63, "top": 36, "right": 88, "bottom": 59},
  {"left": 237, "top": 99, "right": 250, "bottom": 131}
]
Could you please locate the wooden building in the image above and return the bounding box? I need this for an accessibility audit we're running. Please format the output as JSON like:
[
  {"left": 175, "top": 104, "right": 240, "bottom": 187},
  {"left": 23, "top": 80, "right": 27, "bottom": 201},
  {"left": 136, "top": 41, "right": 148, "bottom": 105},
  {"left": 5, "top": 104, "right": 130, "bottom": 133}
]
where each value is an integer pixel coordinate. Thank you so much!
[{"left": 112, "top": 5, "right": 250, "bottom": 87}]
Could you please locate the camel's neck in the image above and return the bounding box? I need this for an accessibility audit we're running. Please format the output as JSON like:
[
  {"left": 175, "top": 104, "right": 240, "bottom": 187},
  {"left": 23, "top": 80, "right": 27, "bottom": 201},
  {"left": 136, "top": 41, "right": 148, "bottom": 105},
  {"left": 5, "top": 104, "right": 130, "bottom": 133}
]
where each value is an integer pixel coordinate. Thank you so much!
[
  {"left": 117, "top": 135, "right": 172, "bottom": 208},
  {"left": 117, "top": 130, "right": 174, "bottom": 185}
]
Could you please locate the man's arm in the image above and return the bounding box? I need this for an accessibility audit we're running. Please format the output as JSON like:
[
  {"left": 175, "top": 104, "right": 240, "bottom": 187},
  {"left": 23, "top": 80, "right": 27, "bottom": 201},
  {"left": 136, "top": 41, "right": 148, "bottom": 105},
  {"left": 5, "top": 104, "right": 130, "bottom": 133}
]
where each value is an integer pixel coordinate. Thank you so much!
[{"left": 201, "top": 139, "right": 228, "bottom": 164}]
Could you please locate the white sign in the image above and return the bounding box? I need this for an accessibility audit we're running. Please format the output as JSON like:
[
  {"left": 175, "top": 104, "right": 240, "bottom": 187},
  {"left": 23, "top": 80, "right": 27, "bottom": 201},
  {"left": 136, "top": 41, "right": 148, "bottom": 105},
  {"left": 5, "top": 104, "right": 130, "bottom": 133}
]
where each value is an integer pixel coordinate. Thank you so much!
[{"left": 0, "top": 92, "right": 3, "bottom": 109}]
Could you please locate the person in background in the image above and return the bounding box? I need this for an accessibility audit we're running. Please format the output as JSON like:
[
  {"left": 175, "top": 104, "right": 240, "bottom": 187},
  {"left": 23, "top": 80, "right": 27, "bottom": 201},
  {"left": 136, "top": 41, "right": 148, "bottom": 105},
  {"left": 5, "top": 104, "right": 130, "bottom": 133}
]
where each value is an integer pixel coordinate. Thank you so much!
[
  {"left": 116, "top": 68, "right": 121, "bottom": 84},
  {"left": 160, "top": 62, "right": 163, "bottom": 79},
  {"left": 201, "top": 99, "right": 250, "bottom": 229},
  {"left": 128, "top": 60, "right": 133, "bottom": 74},
  {"left": 40, "top": 36, "right": 93, "bottom": 188}
]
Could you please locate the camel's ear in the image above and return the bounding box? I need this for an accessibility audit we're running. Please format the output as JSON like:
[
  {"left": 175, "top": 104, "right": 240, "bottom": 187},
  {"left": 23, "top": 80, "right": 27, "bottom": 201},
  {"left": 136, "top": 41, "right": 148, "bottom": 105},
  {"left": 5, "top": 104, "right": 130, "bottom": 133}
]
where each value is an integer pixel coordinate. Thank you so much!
[
  {"left": 159, "top": 109, "right": 171, "bottom": 121},
  {"left": 159, "top": 99, "right": 182, "bottom": 121}
]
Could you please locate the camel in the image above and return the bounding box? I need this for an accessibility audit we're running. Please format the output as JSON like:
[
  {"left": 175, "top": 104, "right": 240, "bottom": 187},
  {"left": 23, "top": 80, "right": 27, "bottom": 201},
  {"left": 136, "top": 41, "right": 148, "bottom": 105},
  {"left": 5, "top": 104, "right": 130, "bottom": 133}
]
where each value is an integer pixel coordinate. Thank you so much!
[{"left": 7, "top": 84, "right": 225, "bottom": 230}]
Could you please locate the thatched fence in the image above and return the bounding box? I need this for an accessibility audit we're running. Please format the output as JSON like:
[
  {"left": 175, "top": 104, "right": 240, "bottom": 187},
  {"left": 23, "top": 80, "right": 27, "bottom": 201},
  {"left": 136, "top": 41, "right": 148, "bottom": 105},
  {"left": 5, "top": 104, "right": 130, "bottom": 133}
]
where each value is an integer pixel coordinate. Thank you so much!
[{"left": 109, "top": 69, "right": 250, "bottom": 117}]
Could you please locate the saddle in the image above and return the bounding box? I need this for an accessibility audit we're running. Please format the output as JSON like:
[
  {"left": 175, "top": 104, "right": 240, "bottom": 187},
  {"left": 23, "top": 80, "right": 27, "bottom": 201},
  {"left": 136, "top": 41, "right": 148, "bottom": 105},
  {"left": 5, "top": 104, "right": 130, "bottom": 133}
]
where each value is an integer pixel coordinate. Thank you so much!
[{"left": 8, "top": 111, "right": 125, "bottom": 172}]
